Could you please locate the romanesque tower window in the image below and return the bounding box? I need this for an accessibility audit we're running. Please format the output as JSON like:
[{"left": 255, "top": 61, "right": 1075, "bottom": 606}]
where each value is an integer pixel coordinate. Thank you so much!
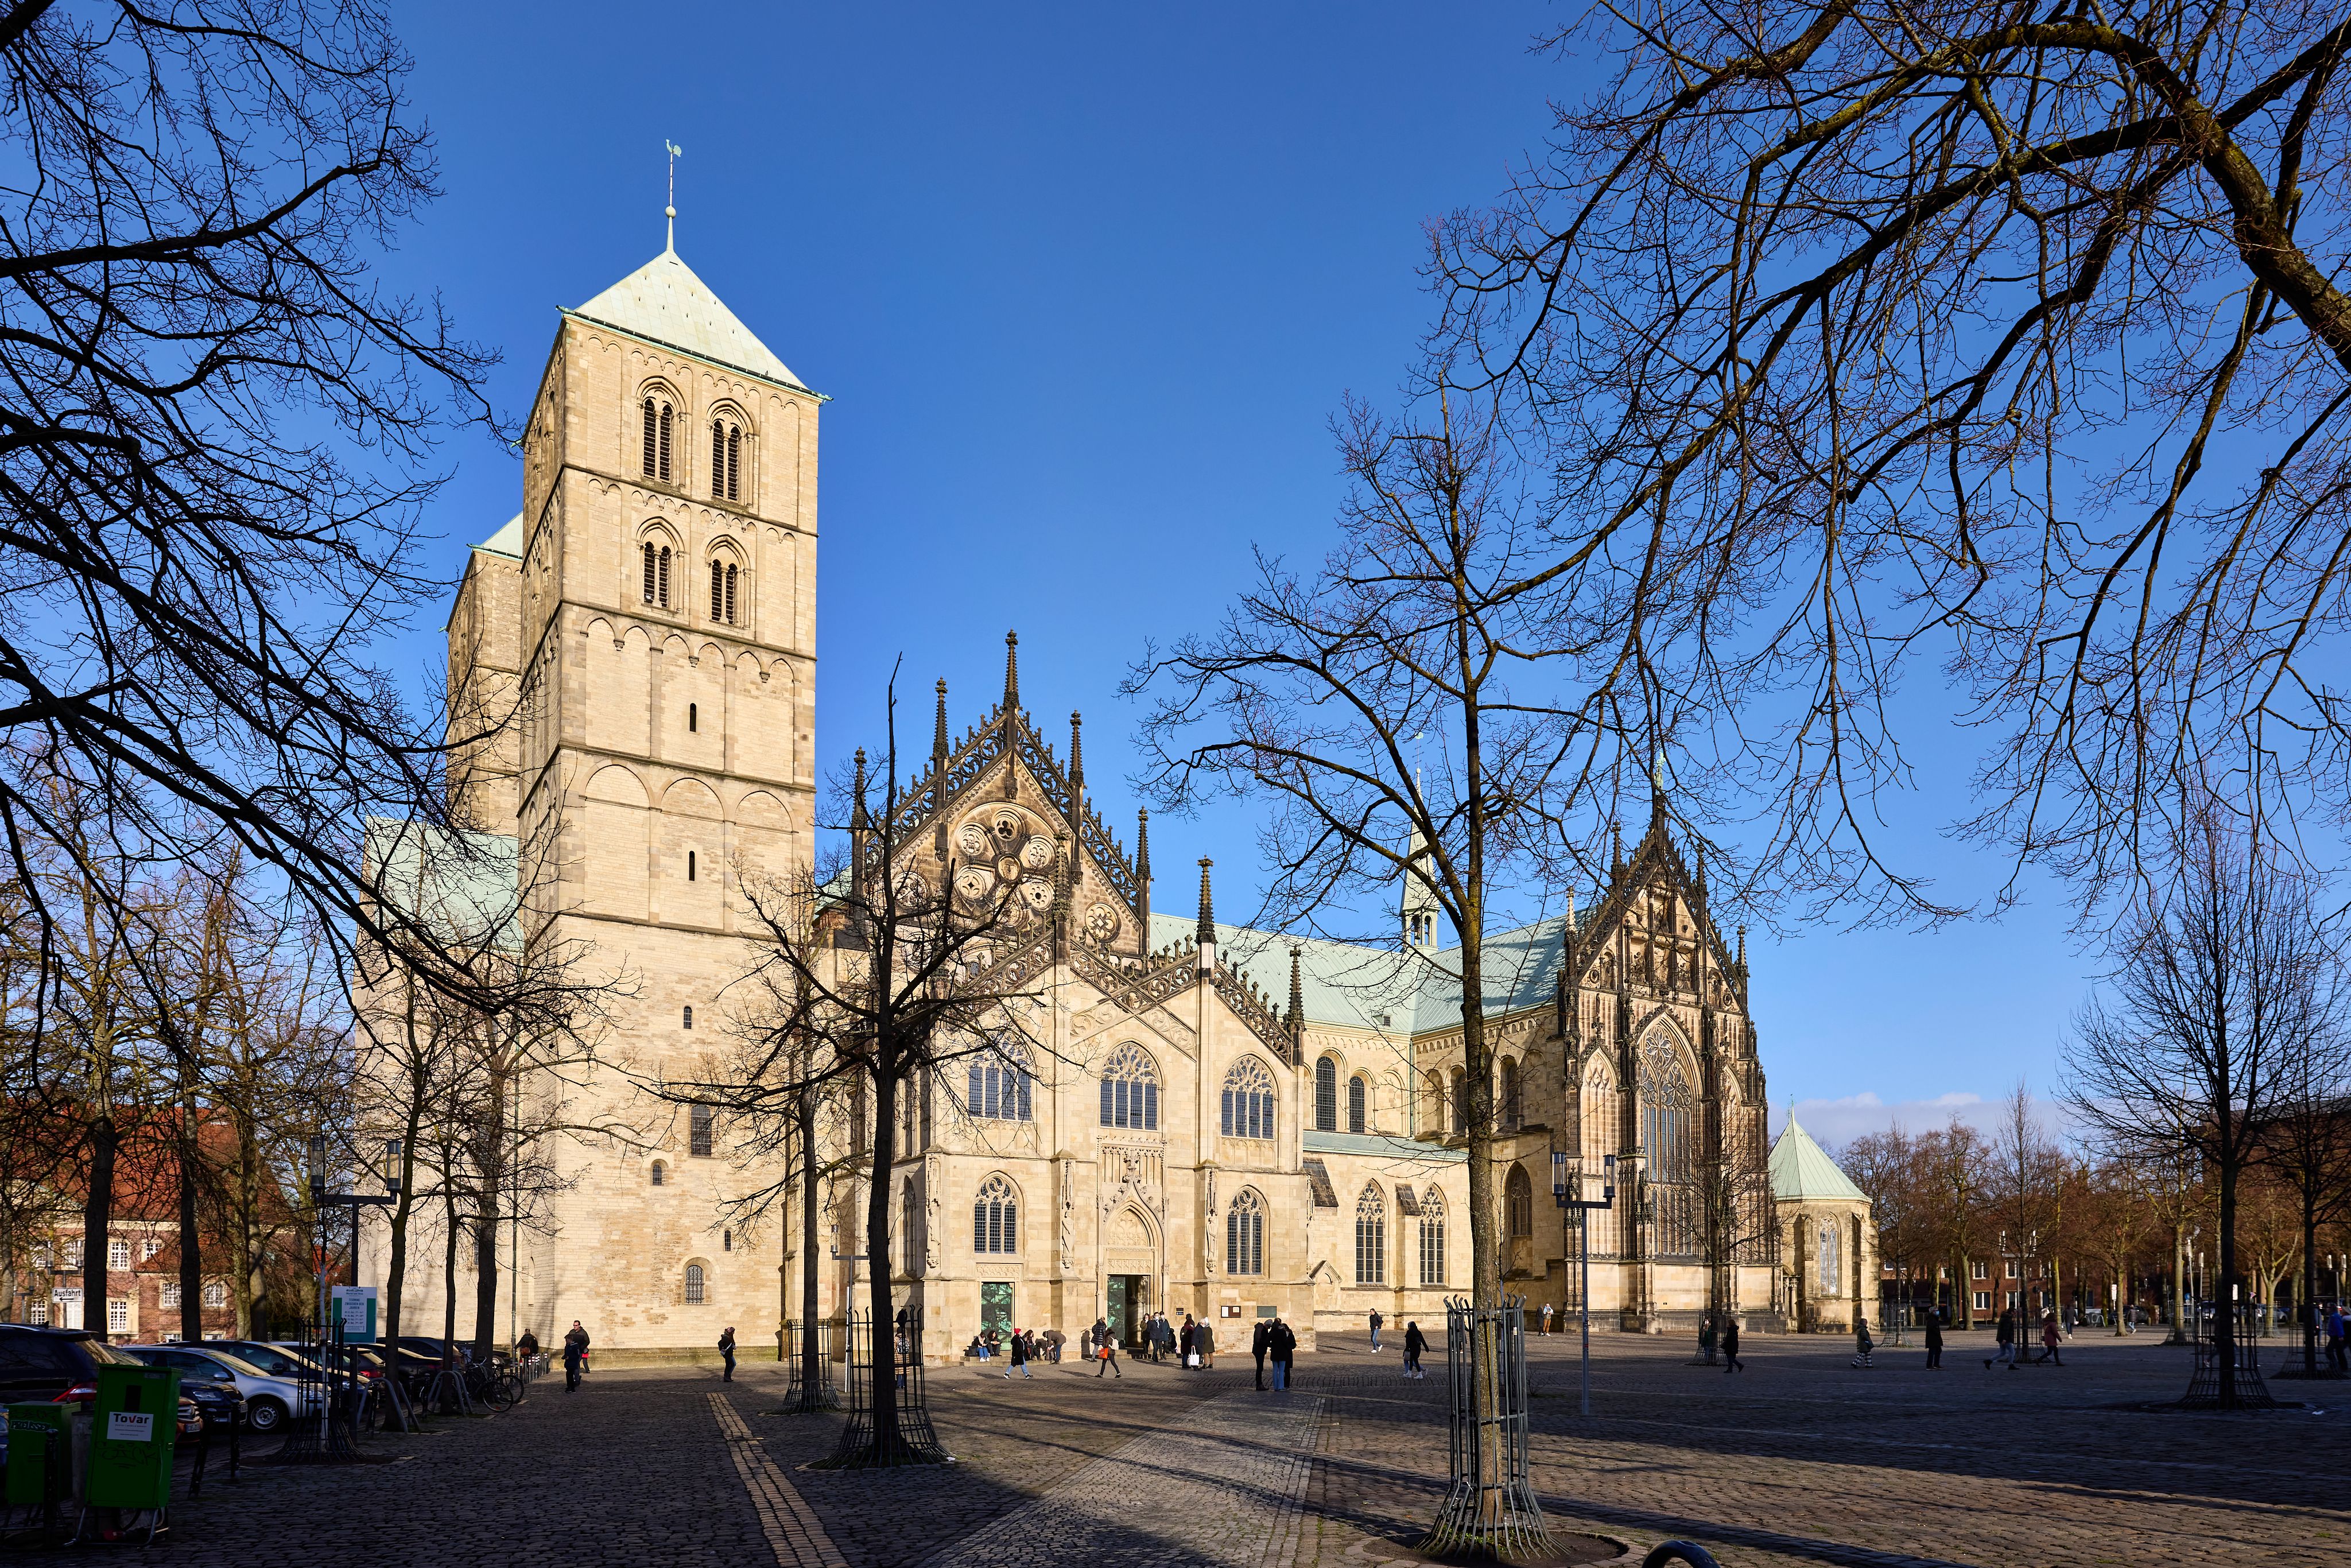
[
  {"left": 690, "top": 1103, "right": 713, "bottom": 1156},
  {"left": 684, "top": 1263, "right": 705, "bottom": 1304},
  {"left": 686, "top": 850, "right": 697, "bottom": 882},
  {"left": 973, "top": 1174, "right": 1018, "bottom": 1255},
  {"left": 1418, "top": 1185, "right": 1447, "bottom": 1284},
  {"left": 968, "top": 1042, "right": 1032, "bottom": 1121},
  {"left": 1353, "top": 1183, "right": 1386, "bottom": 1284},
  {"left": 711, "top": 419, "right": 742, "bottom": 502},
  {"left": 650, "top": 1160, "right": 666, "bottom": 1186},
  {"left": 1348, "top": 1074, "right": 1367, "bottom": 1134},
  {"left": 682, "top": 1005, "right": 693, "bottom": 1030},
  {"left": 642, "top": 540, "right": 673, "bottom": 607},
  {"left": 1313, "top": 1055, "right": 1337, "bottom": 1132},
  {"left": 1100, "top": 1043, "right": 1159, "bottom": 1131},
  {"left": 1226, "top": 1188, "right": 1266, "bottom": 1276},
  {"left": 642, "top": 397, "right": 674, "bottom": 482},
  {"left": 1221, "top": 1056, "right": 1275, "bottom": 1140},
  {"left": 709, "top": 558, "right": 739, "bottom": 624}
]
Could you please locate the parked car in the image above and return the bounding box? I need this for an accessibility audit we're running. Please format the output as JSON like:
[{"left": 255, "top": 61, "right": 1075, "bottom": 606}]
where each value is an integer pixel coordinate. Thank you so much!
[
  {"left": 208, "top": 1340, "right": 326, "bottom": 1381},
  {"left": 126, "top": 1352, "right": 246, "bottom": 1434},
  {"left": 125, "top": 1344, "right": 314, "bottom": 1434},
  {"left": 0, "top": 1325, "right": 203, "bottom": 1438}
]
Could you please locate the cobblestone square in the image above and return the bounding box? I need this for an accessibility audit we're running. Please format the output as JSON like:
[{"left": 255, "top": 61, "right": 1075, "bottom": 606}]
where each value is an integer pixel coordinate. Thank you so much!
[{"left": 21, "top": 1330, "right": 2341, "bottom": 1567}]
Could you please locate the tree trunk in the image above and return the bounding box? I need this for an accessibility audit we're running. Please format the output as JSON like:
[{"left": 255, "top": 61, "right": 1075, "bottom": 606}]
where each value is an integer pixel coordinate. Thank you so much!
[
  {"left": 2217, "top": 1156, "right": 2239, "bottom": 1407},
  {"left": 441, "top": 1178, "right": 460, "bottom": 1375},
  {"left": 2302, "top": 1198, "right": 2321, "bottom": 1375},
  {"left": 472, "top": 1062, "right": 506, "bottom": 1364},
  {"left": 177, "top": 1089, "right": 204, "bottom": 1344},
  {"left": 82, "top": 1115, "right": 116, "bottom": 1337},
  {"left": 798, "top": 1088, "right": 825, "bottom": 1404},
  {"left": 863, "top": 1051, "right": 901, "bottom": 1457}
]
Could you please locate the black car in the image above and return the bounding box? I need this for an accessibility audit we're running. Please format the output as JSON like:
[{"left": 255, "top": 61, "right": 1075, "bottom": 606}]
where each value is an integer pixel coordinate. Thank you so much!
[
  {"left": 121, "top": 1348, "right": 248, "bottom": 1433},
  {"left": 0, "top": 1325, "right": 203, "bottom": 1436}
]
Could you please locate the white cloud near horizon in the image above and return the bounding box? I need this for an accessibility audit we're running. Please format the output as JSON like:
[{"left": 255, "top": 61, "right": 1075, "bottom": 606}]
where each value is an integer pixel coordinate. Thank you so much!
[{"left": 1770, "top": 1091, "right": 2076, "bottom": 1149}]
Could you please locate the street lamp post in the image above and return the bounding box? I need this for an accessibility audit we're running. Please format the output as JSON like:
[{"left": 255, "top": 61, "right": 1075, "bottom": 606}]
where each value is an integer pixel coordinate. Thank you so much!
[{"left": 1553, "top": 1151, "right": 1615, "bottom": 1418}]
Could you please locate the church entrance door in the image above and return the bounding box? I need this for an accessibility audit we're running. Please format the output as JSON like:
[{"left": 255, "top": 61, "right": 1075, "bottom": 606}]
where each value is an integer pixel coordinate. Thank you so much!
[
  {"left": 1107, "top": 1275, "right": 1145, "bottom": 1347},
  {"left": 980, "top": 1282, "right": 1012, "bottom": 1340}
]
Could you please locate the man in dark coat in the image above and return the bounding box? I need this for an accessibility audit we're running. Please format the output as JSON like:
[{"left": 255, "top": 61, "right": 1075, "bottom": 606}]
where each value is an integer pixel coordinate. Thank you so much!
[
  {"left": 1251, "top": 1317, "right": 1271, "bottom": 1389},
  {"left": 1721, "top": 1314, "right": 1742, "bottom": 1372},
  {"left": 1924, "top": 1309, "right": 1945, "bottom": 1369},
  {"left": 562, "top": 1321, "right": 591, "bottom": 1392},
  {"left": 1269, "top": 1316, "right": 1298, "bottom": 1391}
]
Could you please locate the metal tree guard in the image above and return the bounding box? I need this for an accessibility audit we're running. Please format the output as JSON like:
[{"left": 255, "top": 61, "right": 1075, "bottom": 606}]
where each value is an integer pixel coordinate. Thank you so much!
[
  {"left": 2182, "top": 1299, "right": 2276, "bottom": 1408},
  {"left": 779, "top": 1318, "right": 840, "bottom": 1411},
  {"left": 1418, "top": 1293, "right": 1551, "bottom": 1559},
  {"left": 816, "top": 1306, "right": 951, "bottom": 1468}
]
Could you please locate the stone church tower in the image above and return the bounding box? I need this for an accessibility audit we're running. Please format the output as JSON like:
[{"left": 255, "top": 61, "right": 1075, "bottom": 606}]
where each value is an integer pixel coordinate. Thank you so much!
[{"left": 434, "top": 240, "right": 821, "bottom": 1346}]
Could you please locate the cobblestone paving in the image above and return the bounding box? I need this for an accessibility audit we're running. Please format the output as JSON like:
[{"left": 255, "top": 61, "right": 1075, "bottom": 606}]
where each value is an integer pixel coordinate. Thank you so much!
[{"left": 13, "top": 1330, "right": 2341, "bottom": 1567}]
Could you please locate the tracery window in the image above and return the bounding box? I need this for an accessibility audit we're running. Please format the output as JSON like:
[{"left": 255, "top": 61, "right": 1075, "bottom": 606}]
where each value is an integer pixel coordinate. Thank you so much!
[
  {"left": 967, "top": 1042, "right": 1033, "bottom": 1121},
  {"left": 1506, "top": 1163, "right": 1533, "bottom": 1237},
  {"left": 1580, "top": 1058, "right": 1620, "bottom": 1256},
  {"left": 685, "top": 1263, "right": 705, "bottom": 1303},
  {"left": 1225, "top": 1187, "right": 1265, "bottom": 1276},
  {"left": 1418, "top": 1185, "right": 1446, "bottom": 1286},
  {"left": 1347, "top": 1074, "right": 1367, "bottom": 1134},
  {"left": 1638, "top": 1038, "right": 1694, "bottom": 1183},
  {"left": 1314, "top": 1055, "right": 1338, "bottom": 1132},
  {"left": 689, "top": 1103, "right": 713, "bottom": 1156},
  {"left": 1353, "top": 1184, "right": 1386, "bottom": 1284},
  {"left": 1818, "top": 1222, "right": 1841, "bottom": 1295},
  {"left": 973, "top": 1173, "right": 1018, "bottom": 1255},
  {"left": 1221, "top": 1056, "right": 1275, "bottom": 1140},
  {"left": 1099, "top": 1043, "right": 1159, "bottom": 1131}
]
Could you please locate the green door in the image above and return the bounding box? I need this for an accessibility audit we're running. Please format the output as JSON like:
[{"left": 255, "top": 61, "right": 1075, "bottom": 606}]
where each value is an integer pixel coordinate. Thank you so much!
[
  {"left": 980, "top": 1282, "right": 1012, "bottom": 1339},
  {"left": 1106, "top": 1276, "right": 1131, "bottom": 1346}
]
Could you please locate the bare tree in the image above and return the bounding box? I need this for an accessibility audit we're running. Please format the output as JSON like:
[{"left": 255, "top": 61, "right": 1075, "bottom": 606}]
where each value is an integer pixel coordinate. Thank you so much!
[
  {"left": 1430, "top": 1, "right": 2351, "bottom": 917},
  {"left": 2255, "top": 1002, "right": 2351, "bottom": 1372},
  {"left": 1130, "top": 389, "right": 1585, "bottom": 1555},
  {"left": 2069, "top": 814, "right": 2331, "bottom": 1403}
]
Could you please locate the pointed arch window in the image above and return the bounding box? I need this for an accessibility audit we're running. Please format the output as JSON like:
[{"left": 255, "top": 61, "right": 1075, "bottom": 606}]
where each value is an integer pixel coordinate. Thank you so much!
[
  {"left": 1226, "top": 1188, "right": 1265, "bottom": 1276},
  {"left": 643, "top": 397, "right": 675, "bottom": 482},
  {"left": 1100, "top": 1043, "right": 1160, "bottom": 1131},
  {"left": 968, "top": 1042, "right": 1033, "bottom": 1122},
  {"left": 1353, "top": 1183, "right": 1386, "bottom": 1284},
  {"left": 708, "top": 558, "right": 740, "bottom": 624},
  {"left": 689, "top": 1103, "right": 713, "bottom": 1156},
  {"left": 642, "top": 540, "right": 673, "bottom": 607},
  {"left": 1506, "top": 1163, "right": 1534, "bottom": 1238},
  {"left": 1418, "top": 1185, "right": 1446, "bottom": 1285},
  {"left": 712, "top": 419, "right": 743, "bottom": 502},
  {"left": 1220, "top": 1056, "right": 1275, "bottom": 1140},
  {"left": 973, "top": 1174, "right": 1018, "bottom": 1255},
  {"left": 1818, "top": 1222, "right": 1841, "bottom": 1295},
  {"left": 1638, "top": 1037, "right": 1694, "bottom": 1184},
  {"left": 1347, "top": 1074, "right": 1367, "bottom": 1134},
  {"left": 1500, "top": 1057, "right": 1522, "bottom": 1131},
  {"left": 1313, "top": 1055, "right": 1337, "bottom": 1132},
  {"left": 1449, "top": 1065, "right": 1468, "bottom": 1136}
]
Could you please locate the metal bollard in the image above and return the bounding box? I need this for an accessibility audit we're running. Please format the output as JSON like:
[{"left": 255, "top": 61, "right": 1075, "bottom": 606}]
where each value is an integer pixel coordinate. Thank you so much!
[{"left": 1642, "top": 1543, "right": 1722, "bottom": 1568}]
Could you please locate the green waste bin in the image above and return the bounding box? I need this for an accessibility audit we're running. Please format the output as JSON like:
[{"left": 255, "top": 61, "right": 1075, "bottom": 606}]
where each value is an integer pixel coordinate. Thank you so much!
[
  {"left": 4, "top": 1402, "right": 68, "bottom": 1509},
  {"left": 84, "top": 1365, "right": 178, "bottom": 1511}
]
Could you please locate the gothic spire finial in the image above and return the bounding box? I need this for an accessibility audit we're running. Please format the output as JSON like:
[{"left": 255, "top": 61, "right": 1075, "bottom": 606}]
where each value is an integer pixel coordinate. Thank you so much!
[
  {"left": 1287, "top": 944, "right": 1305, "bottom": 1037},
  {"left": 1196, "top": 857, "right": 1215, "bottom": 946},
  {"left": 663, "top": 138, "right": 683, "bottom": 255},
  {"left": 1611, "top": 818, "right": 1623, "bottom": 881},
  {"left": 1135, "top": 808, "right": 1152, "bottom": 948},
  {"left": 932, "top": 679, "right": 949, "bottom": 763},
  {"left": 850, "top": 747, "right": 870, "bottom": 829},
  {"left": 1003, "top": 630, "right": 1019, "bottom": 711},
  {"left": 1135, "top": 808, "right": 1150, "bottom": 876},
  {"left": 1069, "top": 711, "right": 1084, "bottom": 788}
]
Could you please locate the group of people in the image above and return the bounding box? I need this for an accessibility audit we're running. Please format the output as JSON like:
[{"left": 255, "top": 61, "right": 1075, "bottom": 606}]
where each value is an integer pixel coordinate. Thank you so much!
[
  {"left": 1364, "top": 1310, "right": 1430, "bottom": 1378},
  {"left": 1694, "top": 1313, "right": 1746, "bottom": 1371},
  {"left": 1252, "top": 1314, "right": 1301, "bottom": 1388},
  {"left": 1133, "top": 1311, "right": 1217, "bottom": 1368}
]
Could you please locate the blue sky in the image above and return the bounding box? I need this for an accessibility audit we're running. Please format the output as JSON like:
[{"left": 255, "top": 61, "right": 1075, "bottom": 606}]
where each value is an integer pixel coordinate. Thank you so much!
[{"left": 377, "top": 2, "right": 2093, "bottom": 1144}]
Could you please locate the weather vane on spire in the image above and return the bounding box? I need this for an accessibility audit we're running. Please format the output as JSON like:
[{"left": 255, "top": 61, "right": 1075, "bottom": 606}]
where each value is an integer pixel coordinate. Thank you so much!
[{"left": 664, "top": 138, "right": 684, "bottom": 253}]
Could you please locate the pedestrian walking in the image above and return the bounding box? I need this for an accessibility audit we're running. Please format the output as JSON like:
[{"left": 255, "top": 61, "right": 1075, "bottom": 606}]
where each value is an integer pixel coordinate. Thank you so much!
[
  {"left": 1004, "top": 1326, "right": 1033, "bottom": 1379},
  {"left": 1157, "top": 1314, "right": 1176, "bottom": 1364},
  {"left": 562, "top": 1320, "right": 591, "bottom": 1393},
  {"left": 2327, "top": 1305, "right": 2349, "bottom": 1374},
  {"left": 1541, "top": 1302, "right": 1554, "bottom": 1337},
  {"left": 1721, "top": 1315, "right": 1743, "bottom": 1372},
  {"left": 719, "top": 1326, "right": 737, "bottom": 1382},
  {"left": 1850, "top": 1316, "right": 1874, "bottom": 1369},
  {"left": 1402, "top": 1319, "right": 1426, "bottom": 1379},
  {"left": 1180, "top": 1314, "right": 1196, "bottom": 1368},
  {"left": 1987, "top": 1307, "right": 2017, "bottom": 1369},
  {"left": 1368, "top": 1309, "right": 1383, "bottom": 1352},
  {"left": 1092, "top": 1318, "right": 1122, "bottom": 1379},
  {"left": 1924, "top": 1309, "right": 1944, "bottom": 1369},
  {"left": 1197, "top": 1317, "right": 1216, "bottom": 1370},
  {"left": 1268, "top": 1316, "right": 1296, "bottom": 1391},
  {"left": 1699, "top": 1314, "right": 1717, "bottom": 1365},
  {"left": 1251, "top": 1315, "right": 1271, "bottom": 1389},
  {"left": 2036, "top": 1313, "right": 2064, "bottom": 1365}
]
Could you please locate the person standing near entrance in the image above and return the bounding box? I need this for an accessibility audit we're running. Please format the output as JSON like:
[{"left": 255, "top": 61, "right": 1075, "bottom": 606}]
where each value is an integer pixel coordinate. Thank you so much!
[
  {"left": 1179, "top": 1314, "right": 1196, "bottom": 1368},
  {"left": 562, "top": 1321, "right": 591, "bottom": 1392},
  {"left": 1251, "top": 1315, "right": 1271, "bottom": 1388},
  {"left": 719, "top": 1326, "right": 736, "bottom": 1382},
  {"left": 1924, "top": 1309, "right": 1944, "bottom": 1369},
  {"left": 1093, "top": 1318, "right": 1122, "bottom": 1379},
  {"left": 1268, "top": 1315, "right": 1297, "bottom": 1390},
  {"left": 1721, "top": 1315, "right": 1742, "bottom": 1373},
  {"left": 1541, "top": 1302, "right": 1555, "bottom": 1337},
  {"left": 1368, "top": 1309, "right": 1383, "bottom": 1352},
  {"left": 1197, "top": 1316, "right": 1216, "bottom": 1370}
]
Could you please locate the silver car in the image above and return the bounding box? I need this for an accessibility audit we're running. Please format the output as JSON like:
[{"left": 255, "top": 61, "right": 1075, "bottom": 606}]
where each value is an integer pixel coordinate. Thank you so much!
[{"left": 125, "top": 1344, "right": 320, "bottom": 1434}]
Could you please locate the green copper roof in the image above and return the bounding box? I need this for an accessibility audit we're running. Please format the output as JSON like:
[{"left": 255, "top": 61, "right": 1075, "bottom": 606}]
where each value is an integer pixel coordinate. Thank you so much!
[
  {"left": 1768, "top": 1116, "right": 1867, "bottom": 1204},
  {"left": 476, "top": 513, "right": 523, "bottom": 560},
  {"left": 569, "top": 247, "right": 801, "bottom": 389}
]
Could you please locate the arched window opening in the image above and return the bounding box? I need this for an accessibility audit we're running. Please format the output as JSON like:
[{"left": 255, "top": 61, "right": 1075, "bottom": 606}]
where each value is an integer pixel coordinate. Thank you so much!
[
  {"left": 658, "top": 546, "right": 672, "bottom": 607},
  {"left": 1449, "top": 1065, "right": 1468, "bottom": 1136},
  {"left": 1418, "top": 1186, "right": 1446, "bottom": 1285},
  {"left": 687, "top": 850, "right": 697, "bottom": 882},
  {"left": 1313, "top": 1056, "right": 1337, "bottom": 1132},
  {"left": 1500, "top": 1057, "right": 1522, "bottom": 1131},
  {"left": 968, "top": 1043, "right": 1033, "bottom": 1122},
  {"left": 727, "top": 424, "right": 741, "bottom": 500},
  {"left": 649, "top": 1159, "right": 665, "bottom": 1187},
  {"left": 642, "top": 398, "right": 658, "bottom": 476},
  {"left": 642, "top": 540, "right": 658, "bottom": 603},
  {"left": 682, "top": 1005, "right": 693, "bottom": 1030},
  {"left": 1221, "top": 1057, "right": 1275, "bottom": 1140},
  {"left": 724, "top": 563, "right": 738, "bottom": 624},
  {"left": 723, "top": 1229, "right": 732, "bottom": 1252},
  {"left": 658, "top": 401, "right": 673, "bottom": 481},
  {"left": 973, "top": 1174, "right": 1018, "bottom": 1255},
  {"left": 1506, "top": 1164, "right": 1534, "bottom": 1238},
  {"left": 1226, "top": 1189, "right": 1265, "bottom": 1276},
  {"left": 1347, "top": 1075, "right": 1367, "bottom": 1135},
  {"left": 1638, "top": 1039, "right": 1694, "bottom": 1184},
  {"left": 688, "top": 701, "right": 698, "bottom": 733},
  {"left": 1100, "top": 1043, "right": 1160, "bottom": 1130},
  {"left": 711, "top": 419, "right": 742, "bottom": 502},
  {"left": 684, "top": 1263, "right": 704, "bottom": 1304},
  {"left": 711, "top": 558, "right": 726, "bottom": 621},
  {"left": 1353, "top": 1184, "right": 1386, "bottom": 1284},
  {"left": 689, "top": 1103, "right": 713, "bottom": 1156},
  {"left": 1422, "top": 1070, "right": 1444, "bottom": 1135},
  {"left": 1819, "top": 1222, "right": 1841, "bottom": 1295}
]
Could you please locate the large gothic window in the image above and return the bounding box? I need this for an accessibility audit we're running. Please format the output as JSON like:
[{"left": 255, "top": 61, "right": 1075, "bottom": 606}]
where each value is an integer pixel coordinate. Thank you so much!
[
  {"left": 1314, "top": 1056, "right": 1338, "bottom": 1132},
  {"left": 1099, "top": 1043, "right": 1159, "bottom": 1131},
  {"left": 1506, "top": 1163, "right": 1533, "bottom": 1237},
  {"left": 973, "top": 1174, "right": 1018, "bottom": 1255},
  {"left": 1226, "top": 1187, "right": 1266, "bottom": 1276},
  {"left": 1353, "top": 1183, "right": 1387, "bottom": 1284},
  {"left": 968, "top": 1043, "right": 1033, "bottom": 1122},
  {"left": 1418, "top": 1185, "right": 1446, "bottom": 1285},
  {"left": 1347, "top": 1074, "right": 1367, "bottom": 1134},
  {"left": 1638, "top": 1035, "right": 1699, "bottom": 1257},
  {"left": 1818, "top": 1221, "right": 1841, "bottom": 1295},
  {"left": 1581, "top": 1057, "right": 1620, "bottom": 1257},
  {"left": 1221, "top": 1056, "right": 1275, "bottom": 1140}
]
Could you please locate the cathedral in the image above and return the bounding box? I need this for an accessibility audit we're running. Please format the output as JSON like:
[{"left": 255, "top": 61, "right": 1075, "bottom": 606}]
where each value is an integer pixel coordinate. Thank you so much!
[{"left": 370, "top": 237, "right": 1869, "bottom": 1362}]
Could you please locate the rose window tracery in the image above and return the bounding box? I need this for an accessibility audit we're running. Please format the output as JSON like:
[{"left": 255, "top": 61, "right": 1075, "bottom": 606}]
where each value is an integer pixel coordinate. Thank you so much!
[{"left": 952, "top": 808, "right": 1057, "bottom": 912}]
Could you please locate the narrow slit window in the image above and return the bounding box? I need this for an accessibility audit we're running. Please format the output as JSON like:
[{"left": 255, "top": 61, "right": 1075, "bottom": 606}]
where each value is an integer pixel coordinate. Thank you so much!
[
  {"left": 711, "top": 420, "right": 727, "bottom": 498},
  {"left": 726, "top": 425, "right": 741, "bottom": 500},
  {"left": 657, "top": 402, "right": 673, "bottom": 481},
  {"left": 688, "top": 702, "right": 698, "bottom": 733},
  {"left": 724, "top": 563, "right": 738, "bottom": 624},
  {"left": 642, "top": 399, "right": 658, "bottom": 476},
  {"left": 687, "top": 850, "right": 697, "bottom": 882},
  {"left": 710, "top": 559, "right": 726, "bottom": 621},
  {"left": 682, "top": 1004, "right": 694, "bottom": 1030},
  {"left": 642, "top": 541, "right": 658, "bottom": 604}
]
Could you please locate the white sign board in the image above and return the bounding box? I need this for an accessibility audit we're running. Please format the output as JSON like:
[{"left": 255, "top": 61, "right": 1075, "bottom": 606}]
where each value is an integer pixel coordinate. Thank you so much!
[
  {"left": 107, "top": 1411, "right": 154, "bottom": 1443},
  {"left": 329, "top": 1285, "right": 378, "bottom": 1344}
]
